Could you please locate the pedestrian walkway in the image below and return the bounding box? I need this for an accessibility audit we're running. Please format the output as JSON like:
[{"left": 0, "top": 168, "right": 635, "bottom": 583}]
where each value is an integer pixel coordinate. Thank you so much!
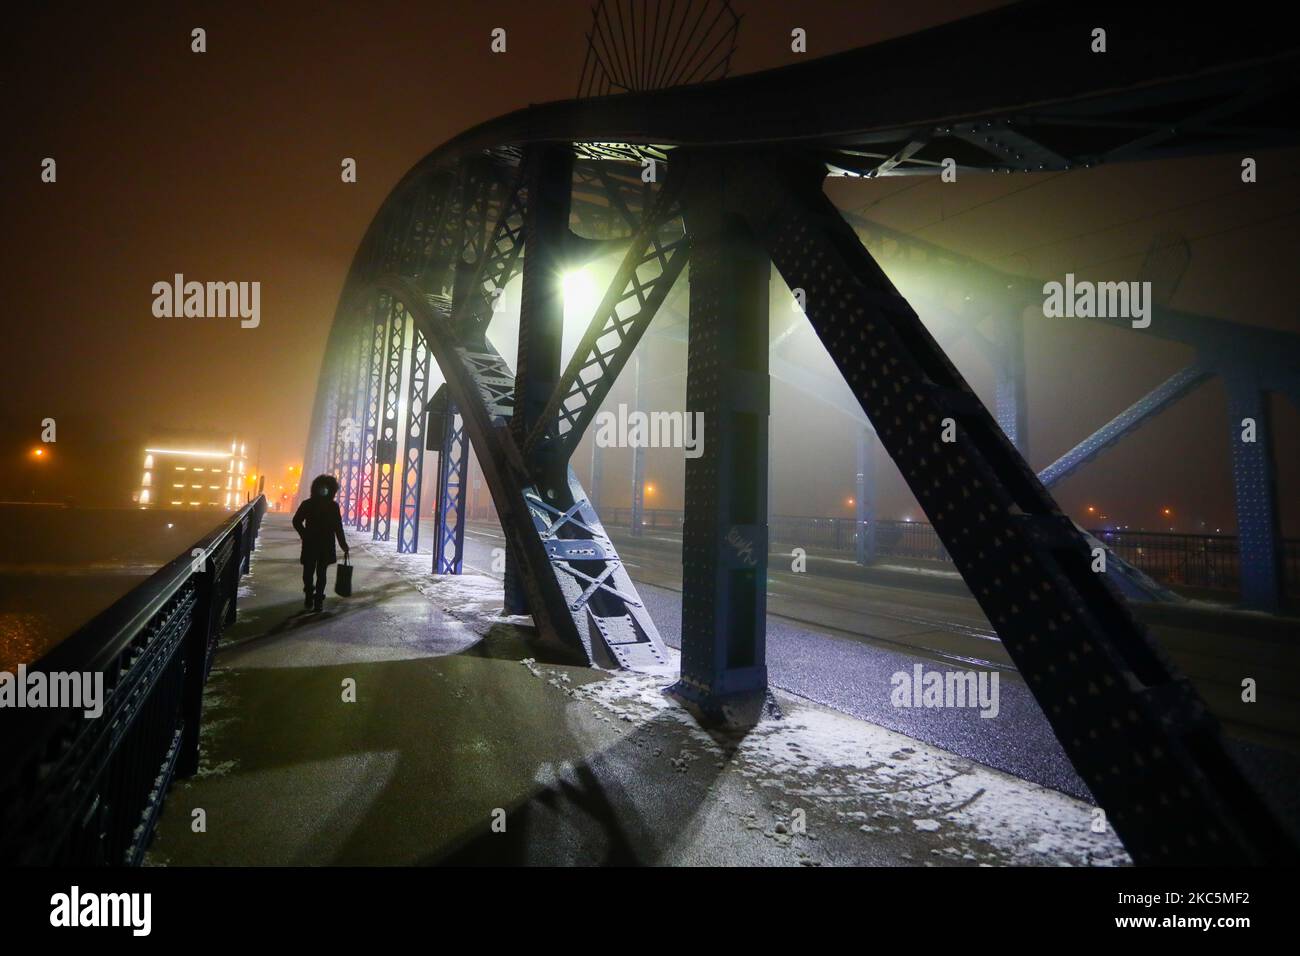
[{"left": 145, "top": 515, "right": 1127, "bottom": 866}]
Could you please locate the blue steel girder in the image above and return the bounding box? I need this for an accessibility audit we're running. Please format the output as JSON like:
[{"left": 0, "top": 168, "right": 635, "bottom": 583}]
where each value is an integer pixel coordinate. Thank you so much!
[
  {"left": 1224, "top": 368, "right": 1285, "bottom": 613},
  {"left": 330, "top": 315, "right": 366, "bottom": 476},
  {"left": 401, "top": 172, "right": 455, "bottom": 279},
  {"left": 1039, "top": 364, "right": 1214, "bottom": 488},
  {"left": 451, "top": 162, "right": 528, "bottom": 339},
  {"left": 372, "top": 300, "right": 406, "bottom": 541},
  {"left": 339, "top": 315, "right": 370, "bottom": 526},
  {"left": 418, "top": 171, "right": 466, "bottom": 294},
  {"left": 523, "top": 175, "right": 688, "bottom": 460},
  {"left": 397, "top": 322, "right": 432, "bottom": 554},
  {"left": 434, "top": 403, "right": 469, "bottom": 574},
  {"left": 371, "top": 274, "right": 667, "bottom": 671},
  {"left": 733, "top": 148, "right": 1293, "bottom": 866},
  {"left": 354, "top": 297, "right": 388, "bottom": 531}
]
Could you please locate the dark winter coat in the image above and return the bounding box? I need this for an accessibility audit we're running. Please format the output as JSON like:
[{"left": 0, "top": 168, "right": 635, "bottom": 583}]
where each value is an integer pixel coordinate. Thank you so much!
[{"left": 292, "top": 496, "right": 347, "bottom": 566}]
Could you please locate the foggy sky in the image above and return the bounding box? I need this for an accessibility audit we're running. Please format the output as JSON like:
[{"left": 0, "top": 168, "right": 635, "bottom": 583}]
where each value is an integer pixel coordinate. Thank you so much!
[{"left": 3, "top": 1, "right": 1296, "bottom": 533}]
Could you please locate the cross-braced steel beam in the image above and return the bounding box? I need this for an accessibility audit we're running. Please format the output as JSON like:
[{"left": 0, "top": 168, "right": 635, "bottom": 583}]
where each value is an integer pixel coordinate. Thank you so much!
[
  {"left": 726, "top": 147, "right": 1293, "bottom": 865},
  {"left": 372, "top": 273, "right": 667, "bottom": 670},
  {"left": 354, "top": 297, "right": 388, "bottom": 531},
  {"left": 523, "top": 175, "right": 688, "bottom": 461},
  {"left": 339, "top": 316, "right": 369, "bottom": 525},
  {"left": 397, "top": 323, "right": 432, "bottom": 554},
  {"left": 372, "top": 301, "right": 406, "bottom": 541},
  {"left": 432, "top": 392, "right": 469, "bottom": 575}
]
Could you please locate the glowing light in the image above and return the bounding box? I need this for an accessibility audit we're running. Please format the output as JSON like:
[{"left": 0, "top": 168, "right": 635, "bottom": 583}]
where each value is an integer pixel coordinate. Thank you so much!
[
  {"left": 1086, "top": 505, "right": 1096, "bottom": 514},
  {"left": 1161, "top": 507, "right": 1173, "bottom": 516},
  {"left": 30, "top": 447, "right": 47, "bottom": 459},
  {"left": 645, "top": 483, "right": 655, "bottom": 495},
  {"left": 145, "top": 447, "right": 230, "bottom": 458},
  {"left": 847, "top": 496, "right": 855, "bottom": 507},
  {"left": 140, "top": 489, "right": 151, "bottom": 504},
  {"left": 562, "top": 269, "right": 599, "bottom": 317}
]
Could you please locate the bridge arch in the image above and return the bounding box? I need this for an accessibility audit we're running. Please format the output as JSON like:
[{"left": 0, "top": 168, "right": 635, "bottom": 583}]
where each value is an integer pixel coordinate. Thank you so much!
[{"left": 294, "top": 3, "right": 1300, "bottom": 865}]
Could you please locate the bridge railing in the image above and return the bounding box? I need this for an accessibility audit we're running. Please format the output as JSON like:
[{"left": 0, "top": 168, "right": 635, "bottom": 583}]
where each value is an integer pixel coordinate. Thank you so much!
[
  {"left": 0, "top": 496, "right": 267, "bottom": 866},
  {"left": 588, "top": 507, "right": 1298, "bottom": 603}
]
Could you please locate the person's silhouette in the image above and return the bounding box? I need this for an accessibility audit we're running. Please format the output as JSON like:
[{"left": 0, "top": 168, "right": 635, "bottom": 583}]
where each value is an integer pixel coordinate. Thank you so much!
[{"left": 292, "top": 474, "right": 349, "bottom": 611}]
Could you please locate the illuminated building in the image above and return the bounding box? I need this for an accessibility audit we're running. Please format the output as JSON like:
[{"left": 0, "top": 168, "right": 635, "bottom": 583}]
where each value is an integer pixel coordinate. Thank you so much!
[{"left": 137, "top": 436, "right": 250, "bottom": 510}]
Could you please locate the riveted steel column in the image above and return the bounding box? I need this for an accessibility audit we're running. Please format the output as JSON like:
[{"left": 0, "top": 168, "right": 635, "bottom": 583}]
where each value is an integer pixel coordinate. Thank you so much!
[
  {"left": 630, "top": 352, "right": 646, "bottom": 537},
  {"left": 674, "top": 150, "right": 771, "bottom": 714},
  {"left": 1225, "top": 370, "right": 1283, "bottom": 612},
  {"left": 507, "top": 144, "right": 574, "bottom": 613}
]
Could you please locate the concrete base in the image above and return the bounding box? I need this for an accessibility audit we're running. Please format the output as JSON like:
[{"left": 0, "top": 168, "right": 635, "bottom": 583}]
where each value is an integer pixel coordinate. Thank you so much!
[{"left": 145, "top": 516, "right": 1128, "bottom": 866}]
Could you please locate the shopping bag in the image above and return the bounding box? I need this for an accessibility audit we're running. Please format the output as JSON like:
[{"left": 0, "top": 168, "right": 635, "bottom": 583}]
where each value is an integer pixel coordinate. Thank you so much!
[{"left": 335, "top": 553, "right": 353, "bottom": 596}]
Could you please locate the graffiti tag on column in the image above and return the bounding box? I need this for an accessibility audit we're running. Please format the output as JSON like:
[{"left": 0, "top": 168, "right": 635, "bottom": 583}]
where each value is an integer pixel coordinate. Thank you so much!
[{"left": 726, "top": 527, "right": 757, "bottom": 567}]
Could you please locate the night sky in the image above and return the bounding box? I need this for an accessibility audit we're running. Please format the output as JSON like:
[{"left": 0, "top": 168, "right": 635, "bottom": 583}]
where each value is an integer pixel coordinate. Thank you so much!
[{"left": 3, "top": 0, "right": 1296, "bottom": 533}]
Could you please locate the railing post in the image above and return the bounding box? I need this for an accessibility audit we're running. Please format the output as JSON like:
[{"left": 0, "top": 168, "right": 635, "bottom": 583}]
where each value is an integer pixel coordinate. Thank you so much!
[{"left": 176, "top": 565, "right": 214, "bottom": 779}]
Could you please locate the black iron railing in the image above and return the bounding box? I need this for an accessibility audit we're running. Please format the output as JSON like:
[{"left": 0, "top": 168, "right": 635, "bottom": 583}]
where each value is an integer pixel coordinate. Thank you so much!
[
  {"left": 590, "top": 507, "right": 1298, "bottom": 600},
  {"left": 0, "top": 496, "right": 266, "bottom": 866}
]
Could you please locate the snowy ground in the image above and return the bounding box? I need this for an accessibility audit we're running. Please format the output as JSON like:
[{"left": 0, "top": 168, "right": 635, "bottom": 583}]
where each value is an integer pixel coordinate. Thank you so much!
[{"left": 367, "top": 538, "right": 1129, "bottom": 866}]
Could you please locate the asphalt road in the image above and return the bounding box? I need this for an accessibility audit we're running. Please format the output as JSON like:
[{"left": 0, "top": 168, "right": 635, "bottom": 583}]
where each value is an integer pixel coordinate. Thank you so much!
[{"left": 450, "top": 520, "right": 1093, "bottom": 799}]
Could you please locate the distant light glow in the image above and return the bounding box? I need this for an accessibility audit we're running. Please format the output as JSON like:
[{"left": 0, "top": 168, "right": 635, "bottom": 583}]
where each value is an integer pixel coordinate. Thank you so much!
[{"left": 145, "top": 447, "right": 230, "bottom": 458}]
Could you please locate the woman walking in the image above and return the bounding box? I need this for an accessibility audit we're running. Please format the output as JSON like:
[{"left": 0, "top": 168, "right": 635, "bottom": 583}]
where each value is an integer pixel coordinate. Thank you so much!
[{"left": 292, "top": 474, "right": 349, "bottom": 611}]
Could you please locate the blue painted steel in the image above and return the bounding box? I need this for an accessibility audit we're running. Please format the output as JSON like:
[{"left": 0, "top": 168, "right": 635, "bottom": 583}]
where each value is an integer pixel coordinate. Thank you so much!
[
  {"left": 433, "top": 403, "right": 469, "bottom": 574},
  {"left": 397, "top": 324, "right": 432, "bottom": 553},
  {"left": 1225, "top": 372, "right": 1283, "bottom": 612},
  {"left": 855, "top": 427, "right": 877, "bottom": 565},
  {"left": 1038, "top": 364, "right": 1212, "bottom": 488},
  {"left": 340, "top": 317, "right": 371, "bottom": 526},
  {"left": 372, "top": 305, "right": 406, "bottom": 541},
  {"left": 355, "top": 299, "right": 389, "bottom": 531}
]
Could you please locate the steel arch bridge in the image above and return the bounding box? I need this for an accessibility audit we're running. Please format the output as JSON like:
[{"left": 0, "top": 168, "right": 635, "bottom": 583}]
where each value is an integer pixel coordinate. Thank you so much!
[{"left": 299, "top": 2, "right": 1300, "bottom": 865}]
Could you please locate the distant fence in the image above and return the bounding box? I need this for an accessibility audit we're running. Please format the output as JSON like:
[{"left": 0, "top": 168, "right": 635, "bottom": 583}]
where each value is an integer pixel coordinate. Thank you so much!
[
  {"left": 0, "top": 496, "right": 267, "bottom": 866},
  {"left": 590, "top": 507, "right": 1299, "bottom": 601}
]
